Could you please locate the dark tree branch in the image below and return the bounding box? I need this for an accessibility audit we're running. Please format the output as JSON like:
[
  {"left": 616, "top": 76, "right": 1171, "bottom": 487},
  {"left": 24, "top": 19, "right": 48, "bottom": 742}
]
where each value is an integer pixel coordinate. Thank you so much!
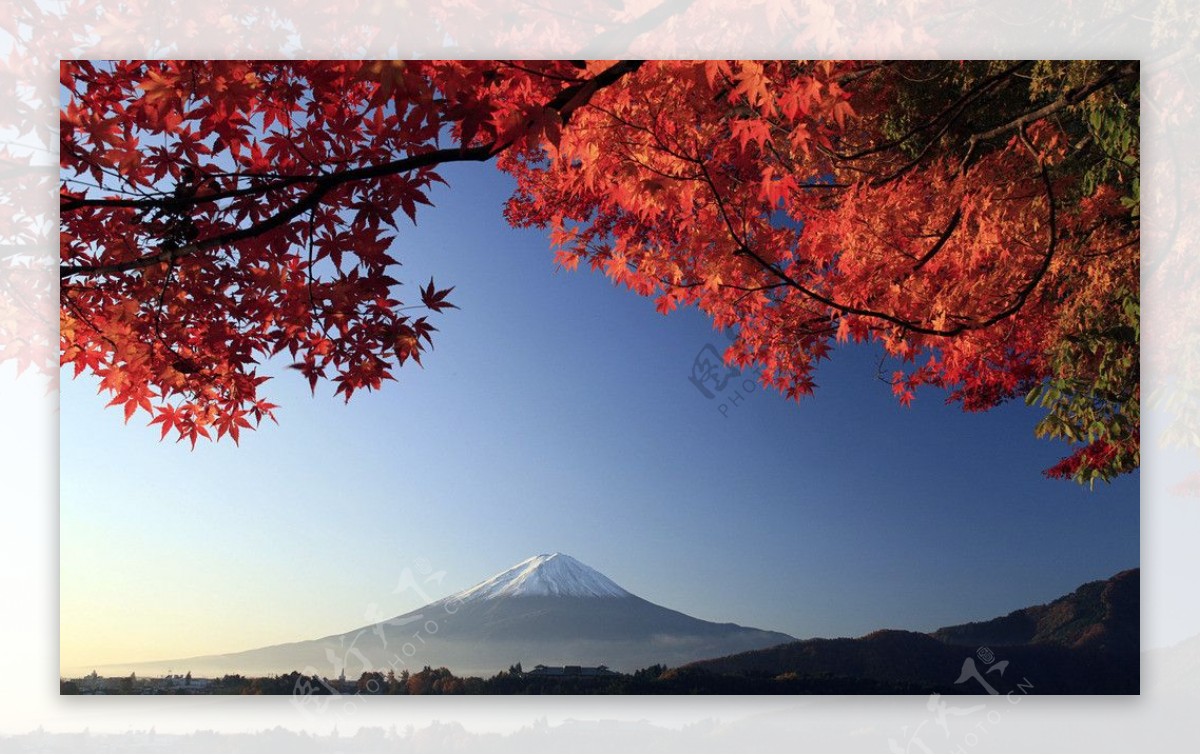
[
  {"left": 911, "top": 208, "right": 962, "bottom": 272},
  {"left": 834, "top": 61, "right": 1032, "bottom": 162},
  {"left": 697, "top": 158, "right": 1059, "bottom": 338},
  {"left": 61, "top": 60, "right": 645, "bottom": 280},
  {"left": 960, "top": 61, "right": 1138, "bottom": 171}
]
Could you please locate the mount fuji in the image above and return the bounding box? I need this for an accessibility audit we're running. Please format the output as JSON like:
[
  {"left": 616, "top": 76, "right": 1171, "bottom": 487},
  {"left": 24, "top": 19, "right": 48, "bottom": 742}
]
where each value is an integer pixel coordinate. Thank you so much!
[{"left": 100, "top": 553, "right": 796, "bottom": 678}]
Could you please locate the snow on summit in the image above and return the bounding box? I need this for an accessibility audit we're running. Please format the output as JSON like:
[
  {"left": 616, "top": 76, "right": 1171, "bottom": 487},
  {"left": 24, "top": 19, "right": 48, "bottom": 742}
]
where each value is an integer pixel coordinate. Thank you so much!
[{"left": 447, "top": 553, "right": 633, "bottom": 601}]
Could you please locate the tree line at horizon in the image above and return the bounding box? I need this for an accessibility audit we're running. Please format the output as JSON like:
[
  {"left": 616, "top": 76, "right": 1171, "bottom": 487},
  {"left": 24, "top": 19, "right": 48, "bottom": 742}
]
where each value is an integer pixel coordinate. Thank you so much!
[{"left": 60, "top": 662, "right": 949, "bottom": 696}]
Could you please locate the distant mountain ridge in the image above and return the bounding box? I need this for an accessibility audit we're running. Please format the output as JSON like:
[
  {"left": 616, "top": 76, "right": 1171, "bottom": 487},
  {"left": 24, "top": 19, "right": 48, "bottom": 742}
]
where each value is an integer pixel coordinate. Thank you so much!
[
  {"left": 684, "top": 568, "right": 1139, "bottom": 694},
  {"left": 78, "top": 559, "right": 1139, "bottom": 693},
  {"left": 930, "top": 568, "right": 1138, "bottom": 653},
  {"left": 90, "top": 553, "right": 795, "bottom": 677}
]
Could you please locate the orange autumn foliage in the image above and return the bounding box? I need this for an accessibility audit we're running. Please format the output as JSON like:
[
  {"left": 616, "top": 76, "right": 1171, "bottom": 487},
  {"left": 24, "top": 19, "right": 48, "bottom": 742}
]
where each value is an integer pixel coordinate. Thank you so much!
[{"left": 61, "top": 60, "right": 1138, "bottom": 481}]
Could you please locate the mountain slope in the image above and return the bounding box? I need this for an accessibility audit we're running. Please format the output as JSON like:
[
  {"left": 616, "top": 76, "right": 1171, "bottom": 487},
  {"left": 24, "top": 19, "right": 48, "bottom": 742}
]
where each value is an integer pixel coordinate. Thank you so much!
[
  {"left": 95, "top": 553, "right": 795, "bottom": 677},
  {"left": 930, "top": 568, "right": 1138, "bottom": 653},
  {"left": 683, "top": 569, "right": 1139, "bottom": 694}
]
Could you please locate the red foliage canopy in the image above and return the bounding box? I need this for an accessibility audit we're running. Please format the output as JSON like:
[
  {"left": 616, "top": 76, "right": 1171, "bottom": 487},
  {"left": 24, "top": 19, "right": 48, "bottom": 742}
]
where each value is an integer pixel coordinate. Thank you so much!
[{"left": 60, "top": 60, "right": 1138, "bottom": 481}]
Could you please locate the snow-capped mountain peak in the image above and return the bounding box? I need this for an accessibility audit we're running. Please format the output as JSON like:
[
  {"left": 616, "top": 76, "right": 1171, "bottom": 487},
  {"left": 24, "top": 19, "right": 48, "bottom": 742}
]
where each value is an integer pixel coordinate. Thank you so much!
[{"left": 446, "top": 553, "right": 633, "bottom": 601}]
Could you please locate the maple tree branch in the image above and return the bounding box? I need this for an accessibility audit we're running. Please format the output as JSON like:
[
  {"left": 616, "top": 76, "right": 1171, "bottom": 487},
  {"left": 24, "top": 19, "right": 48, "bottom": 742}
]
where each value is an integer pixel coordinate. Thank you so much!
[
  {"left": 612, "top": 138, "right": 702, "bottom": 182},
  {"left": 60, "top": 61, "right": 645, "bottom": 217},
  {"left": 61, "top": 61, "right": 646, "bottom": 280},
  {"left": 835, "top": 61, "right": 1031, "bottom": 163},
  {"left": 60, "top": 140, "right": 172, "bottom": 200},
  {"left": 866, "top": 63, "right": 1041, "bottom": 186},
  {"left": 496, "top": 60, "right": 586, "bottom": 83},
  {"left": 967, "top": 163, "right": 1059, "bottom": 330},
  {"left": 63, "top": 282, "right": 206, "bottom": 395},
  {"left": 731, "top": 282, "right": 789, "bottom": 306},
  {"left": 1079, "top": 237, "right": 1137, "bottom": 260},
  {"left": 875, "top": 351, "right": 899, "bottom": 386},
  {"left": 960, "top": 61, "right": 1137, "bottom": 171},
  {"left": 911, "top": 208, "right": 962, "bottom": 272},
  {"left": 603, "top": 98, "right": 698, "bottom": 168},
  {"left": 697, "top": 158, "right": 1058, "bottom": 338},
  {"left": 836, "top": 62, "right": 893, "bottom": 85},
  {"left": 61, "top": 288, "right": 121, "bottom": 355},
  {"left": 60, "top": 145, "right": 491, "bottom": 215},
  {"left": 974, "top": 62, "right": 1136, "bottom": 143},
  {"left": 532, "top": 59, "right": 644, "bottom": 128},
  {"left": 152, "top": 251, "right": 177, "bottom": 340},
  {"left": 303, "top": 206, "right": 334, "bottom": 341}
]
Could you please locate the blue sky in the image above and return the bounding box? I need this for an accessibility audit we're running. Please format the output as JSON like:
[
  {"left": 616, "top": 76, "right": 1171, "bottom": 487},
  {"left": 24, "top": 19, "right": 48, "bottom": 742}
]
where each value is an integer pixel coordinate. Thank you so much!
[{"left": 60, "top": 162, "right": 1139, "bottom": 671}]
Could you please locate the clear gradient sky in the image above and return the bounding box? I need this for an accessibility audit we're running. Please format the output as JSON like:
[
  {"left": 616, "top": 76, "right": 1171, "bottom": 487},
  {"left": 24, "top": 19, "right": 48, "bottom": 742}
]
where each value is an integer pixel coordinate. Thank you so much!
[{"left": 60, "top": 163, "right": 1139, "bottom": 673}]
